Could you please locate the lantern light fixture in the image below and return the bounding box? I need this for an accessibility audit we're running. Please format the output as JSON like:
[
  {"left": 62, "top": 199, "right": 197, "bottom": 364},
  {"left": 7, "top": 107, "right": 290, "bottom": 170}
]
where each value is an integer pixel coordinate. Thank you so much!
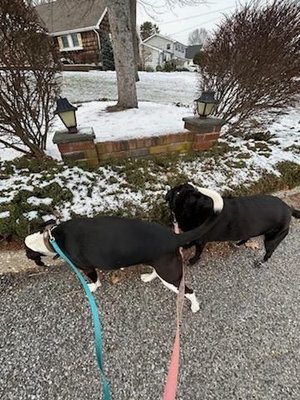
[
  {"left": 194, "top": 91, "right": 217, "bottom": 118},
  {"left": 54, "top": 97, "right": 78, "bottom": 133}
]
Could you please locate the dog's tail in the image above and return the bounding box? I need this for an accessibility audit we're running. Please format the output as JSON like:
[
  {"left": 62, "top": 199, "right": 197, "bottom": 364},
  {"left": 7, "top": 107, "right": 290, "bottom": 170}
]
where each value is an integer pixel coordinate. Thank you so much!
[
  {"left": 292, "top": 208, "right": 300, "bottom": 219},
  {"left": 176, "top": 211, "right": 222, "bottom": 247}
]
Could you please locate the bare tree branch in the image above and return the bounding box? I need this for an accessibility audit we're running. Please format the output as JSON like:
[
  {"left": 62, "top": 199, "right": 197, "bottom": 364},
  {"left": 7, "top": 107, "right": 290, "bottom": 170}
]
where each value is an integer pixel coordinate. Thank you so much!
[
  {"left": 0, "top": 0, "right": 60, "bottom": 158},
  {"left": 197, "top": 0, "right": 300, "bottom": 129}
]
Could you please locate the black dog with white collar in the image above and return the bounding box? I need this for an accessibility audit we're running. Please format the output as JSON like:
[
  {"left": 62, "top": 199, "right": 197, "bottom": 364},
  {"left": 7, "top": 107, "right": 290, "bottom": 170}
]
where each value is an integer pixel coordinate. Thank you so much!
[
  {"left": 166, "top": 183, "right": 300, "bottom": 266},
  {"left": 25, "top": 215, "right": 221, "bottom": 312}
]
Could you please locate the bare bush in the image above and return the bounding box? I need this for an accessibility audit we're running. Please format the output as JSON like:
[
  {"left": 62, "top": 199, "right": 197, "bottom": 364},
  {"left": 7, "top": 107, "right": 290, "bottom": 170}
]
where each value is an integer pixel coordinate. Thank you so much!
[
  {"left": 0, "top": 0, "right": 60, "bottom": 158},
  {"left": 198, "top": 0, "right": 300, "bottom": 128}
]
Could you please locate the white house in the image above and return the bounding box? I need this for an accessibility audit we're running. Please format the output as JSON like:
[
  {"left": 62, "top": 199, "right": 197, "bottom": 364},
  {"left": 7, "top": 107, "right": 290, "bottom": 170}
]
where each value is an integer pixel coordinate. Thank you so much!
[{"left": 140, "top": 33, "right": 187, "bottom": 70}]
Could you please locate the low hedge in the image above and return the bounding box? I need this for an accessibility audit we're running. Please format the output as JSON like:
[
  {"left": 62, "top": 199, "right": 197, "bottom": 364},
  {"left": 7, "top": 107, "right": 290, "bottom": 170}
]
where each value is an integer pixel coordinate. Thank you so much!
[{"left": 0, "top": 154, "right": 299, "bottom": 241}]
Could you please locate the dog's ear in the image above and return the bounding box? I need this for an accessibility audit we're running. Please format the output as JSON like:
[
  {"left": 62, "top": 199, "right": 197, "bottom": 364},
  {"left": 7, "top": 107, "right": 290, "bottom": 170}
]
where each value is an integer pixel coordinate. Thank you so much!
[
  {"left": 183, "top": 192, "right": 198, "bottom": 207},
  {"left": 194, "top": 192, "right": 214, "bottom": 215},
  {"left": 25, "top": 245, "right": 46, "bottom": 267},
  {"left": 184, "top": 192, "right": 214, "bottom": 215}
]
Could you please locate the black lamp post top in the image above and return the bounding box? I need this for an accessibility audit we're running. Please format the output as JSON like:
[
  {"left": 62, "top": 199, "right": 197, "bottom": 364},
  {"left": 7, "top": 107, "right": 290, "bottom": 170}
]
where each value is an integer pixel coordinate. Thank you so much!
[
  {"left": 196, "top": 90, "right": 217, "bottom": 104},
  {"left": 54, "top": 97, "right": 77, "bottom": 114}
]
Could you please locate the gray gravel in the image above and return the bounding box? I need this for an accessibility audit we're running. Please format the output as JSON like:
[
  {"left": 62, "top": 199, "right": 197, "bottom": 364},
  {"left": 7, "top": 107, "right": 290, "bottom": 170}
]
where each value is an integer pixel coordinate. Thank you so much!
[{"left": 0, "top": 221, "right": 299, "bottom": 400}]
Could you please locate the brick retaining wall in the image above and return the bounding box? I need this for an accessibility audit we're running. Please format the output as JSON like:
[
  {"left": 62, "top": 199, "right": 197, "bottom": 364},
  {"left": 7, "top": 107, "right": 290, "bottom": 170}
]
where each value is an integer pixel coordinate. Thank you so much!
[{"left": 53, "top": 117, "right": 226, "bottom": 167}]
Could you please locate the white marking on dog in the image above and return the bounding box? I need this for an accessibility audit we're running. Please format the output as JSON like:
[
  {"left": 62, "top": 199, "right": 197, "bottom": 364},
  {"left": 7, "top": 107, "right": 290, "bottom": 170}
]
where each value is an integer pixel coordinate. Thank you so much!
[
  {"left": 25, "top": 232, "right": 55, "bottom": 256},
  {"left": 185, "top": 292, "right": 200, "bottom": 313},
  {"left": 158, "top": 276, "right": 200, "bottom": 313},
  {"left": 88, "top": 278, "right": 101, "bottom": 293},
  {"left": 141, "top": 269, "right": 158, "bottom": 282},
  {"left": 193, "top": 186, "right": 224, "bottom": 213}
]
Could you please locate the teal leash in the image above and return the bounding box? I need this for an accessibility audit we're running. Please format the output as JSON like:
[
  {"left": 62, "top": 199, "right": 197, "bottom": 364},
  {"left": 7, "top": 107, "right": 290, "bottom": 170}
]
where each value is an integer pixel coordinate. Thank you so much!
[{"left": 49, "top": 236, "right": 111, "bottom": 400}]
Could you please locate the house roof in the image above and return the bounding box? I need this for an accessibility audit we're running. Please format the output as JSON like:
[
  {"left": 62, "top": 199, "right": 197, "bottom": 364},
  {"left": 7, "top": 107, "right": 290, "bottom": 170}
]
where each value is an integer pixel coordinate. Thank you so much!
[
  {"left": 141, "top": 43, "right": 163, "bottom": 53},
  {"left": 35, "top": 0, "right": 107, "bottom": 35},
  {"left": 185, "top": 45, "right": 202, "bottom": 59},
  {"left": 143, "top": 33, "right": 175, "bottom": 44},
  {"left": 143, "top": 33, "right": 186, "bottom": 48}
]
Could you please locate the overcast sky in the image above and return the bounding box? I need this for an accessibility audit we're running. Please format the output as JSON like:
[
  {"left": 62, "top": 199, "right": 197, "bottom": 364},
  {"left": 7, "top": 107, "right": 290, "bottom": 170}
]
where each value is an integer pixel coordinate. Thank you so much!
[{"left": 137, "top": 0, "right": 264, "bottom": 44}]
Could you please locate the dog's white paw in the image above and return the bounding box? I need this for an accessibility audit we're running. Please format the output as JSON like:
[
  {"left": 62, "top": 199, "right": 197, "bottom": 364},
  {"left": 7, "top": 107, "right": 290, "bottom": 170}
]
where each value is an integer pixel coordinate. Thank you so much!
[
  {"left": 191, "top": 302, "right": 200, "bottom": 313},
  {"left": 141, "top": 271, "right": 157, "bottom": 283},
  {"left": 88, "top": 279, "right": 100, "bottom": 293},
  {"left": 185, "top": 292, "right": 200, "bottom": 313}
]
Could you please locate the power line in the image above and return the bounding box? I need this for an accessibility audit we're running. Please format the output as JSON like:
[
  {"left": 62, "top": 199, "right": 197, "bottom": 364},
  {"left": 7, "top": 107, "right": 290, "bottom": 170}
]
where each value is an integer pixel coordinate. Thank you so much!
[
  {"left": 159, "top": 4, "right": 236, "bottom": 25},
  {"left": 168, "top": 14, "right": 225, "bottom": 36}
]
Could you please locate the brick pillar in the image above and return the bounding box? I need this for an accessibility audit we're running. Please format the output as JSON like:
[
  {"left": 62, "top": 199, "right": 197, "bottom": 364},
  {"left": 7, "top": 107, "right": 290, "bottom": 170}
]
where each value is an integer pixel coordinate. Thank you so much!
[
  {"left": 182, "top": 116, "right": 226, "bottom": 151},
  {"left": 53, "top": 127, "right": 99, "bottom": 167}
]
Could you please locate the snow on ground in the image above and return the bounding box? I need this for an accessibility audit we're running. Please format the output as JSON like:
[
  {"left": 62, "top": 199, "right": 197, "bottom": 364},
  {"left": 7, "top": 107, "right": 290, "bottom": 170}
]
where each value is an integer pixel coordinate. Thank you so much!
[
  {"left": 46, "top": 101, "right": 194, "bottom": 159},
  {"left": 61, "top": 71, "right": 198, "bottom": 104},
  {"left": 0, "top": 71, "right": 299, "bottom": 224}
]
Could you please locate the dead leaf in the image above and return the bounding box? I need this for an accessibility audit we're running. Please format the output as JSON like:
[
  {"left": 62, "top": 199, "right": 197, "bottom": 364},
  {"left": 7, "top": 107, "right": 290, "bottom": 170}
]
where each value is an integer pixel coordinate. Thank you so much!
[
  {"left": 245, "top": 239, "right": 260, "bottom": 250},
  {"left": 110, "top": 271, "right": 122, "bottom": 284}
]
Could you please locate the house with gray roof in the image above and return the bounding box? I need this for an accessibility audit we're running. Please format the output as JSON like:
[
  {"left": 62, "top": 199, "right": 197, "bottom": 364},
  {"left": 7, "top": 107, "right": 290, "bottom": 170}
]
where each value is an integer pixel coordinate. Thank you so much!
[
  {"left": 140, "top": 33, "right": 188, "bottom": 70},
  {"left": 35, "top": 0, "right": 110, "bottom": 65}
]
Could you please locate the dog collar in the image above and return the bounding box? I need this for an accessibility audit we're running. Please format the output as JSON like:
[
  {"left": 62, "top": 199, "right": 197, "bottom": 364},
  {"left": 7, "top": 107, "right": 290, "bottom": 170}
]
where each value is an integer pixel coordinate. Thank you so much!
[{"left": 43, "top": 225, "right": 57, "bottom": 253}]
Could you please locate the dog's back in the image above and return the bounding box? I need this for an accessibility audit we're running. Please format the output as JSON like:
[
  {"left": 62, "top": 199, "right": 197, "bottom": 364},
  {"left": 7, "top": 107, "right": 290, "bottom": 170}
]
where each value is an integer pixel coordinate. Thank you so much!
[
  {"left": 208, "top": 195, "right": 292, "bottom": 241},
  {"left": 52, "top": 217, "right": 180, "bottom": 269}
]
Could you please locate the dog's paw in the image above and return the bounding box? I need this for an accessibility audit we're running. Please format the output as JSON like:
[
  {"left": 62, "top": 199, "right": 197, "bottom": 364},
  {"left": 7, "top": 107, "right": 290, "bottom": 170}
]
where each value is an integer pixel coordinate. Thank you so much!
[
  {"left": 141, "top": 271, "right": 157, "bottom": 283},
  {"left": 191, "top": 302, "right": 200, "bottom": 313},
  {"left": 185, "top": 292, "right": 200, "bottom": 313},
  {"left": 88, "top": 282, "right": 99, "bottom": 293}
]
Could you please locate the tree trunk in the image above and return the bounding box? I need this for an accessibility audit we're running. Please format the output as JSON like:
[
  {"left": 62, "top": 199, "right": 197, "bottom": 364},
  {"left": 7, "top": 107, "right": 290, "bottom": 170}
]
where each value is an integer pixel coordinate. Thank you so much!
[
  {"left": 130, "top": 0, "right": 140, "bottom": 82},
  {"left": 107, "top": 0, "right": 138, "bottom": 109}
]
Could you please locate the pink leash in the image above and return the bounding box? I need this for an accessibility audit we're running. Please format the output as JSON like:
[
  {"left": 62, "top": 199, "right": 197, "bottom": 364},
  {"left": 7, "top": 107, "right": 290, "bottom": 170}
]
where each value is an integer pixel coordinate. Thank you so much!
[{"left": 163, "top": 222, "right": 185, "bottom": 400}]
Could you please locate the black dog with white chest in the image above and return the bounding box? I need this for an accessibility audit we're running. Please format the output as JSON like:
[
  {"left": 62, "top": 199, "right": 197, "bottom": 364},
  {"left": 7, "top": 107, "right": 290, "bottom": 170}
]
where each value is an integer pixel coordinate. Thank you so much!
[
  {"left": 25, "top": 215, "right": 221, "bottom": 312},
  {"left": 166, "top": 183, "right": 300, "bottom": 266}
]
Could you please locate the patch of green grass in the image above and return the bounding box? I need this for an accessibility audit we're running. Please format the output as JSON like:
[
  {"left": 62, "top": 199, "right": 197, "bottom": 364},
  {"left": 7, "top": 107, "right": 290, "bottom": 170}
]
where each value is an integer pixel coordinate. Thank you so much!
[
  {"left": 284, "top": 144, "right": 300, "bottom": 154},
  {"left": 235, "top": 152, "right": 252, "bottom": 160},
  {"left": 253, "top": 142, "right": 272, "bottom": 152},
  {"left": 244, "top": 130, "right": 275, "bottom": 142},
  {"left": 227, "top": 161, "right": 300, "bottom": 197},
  {"left": 0, "top": 177, "right": 73, "bottom": 239},
  {"left": 225, "top": 160, "right": 247, "bottom": 169}
]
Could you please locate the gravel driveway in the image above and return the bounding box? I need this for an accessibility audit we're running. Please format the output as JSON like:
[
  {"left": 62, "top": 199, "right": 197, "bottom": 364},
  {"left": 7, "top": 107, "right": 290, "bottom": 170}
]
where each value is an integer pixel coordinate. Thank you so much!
[{"left": 1, "top": 217, "right": 299, "bottom": 400}]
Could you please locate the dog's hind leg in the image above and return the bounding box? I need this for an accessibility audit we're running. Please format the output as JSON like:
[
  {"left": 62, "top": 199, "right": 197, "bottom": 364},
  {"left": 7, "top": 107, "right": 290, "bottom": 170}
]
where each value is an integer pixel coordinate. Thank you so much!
[
  {"left": 152, "top": 253, "right": 200, "bottom": 313},
  {"left": 83, "top": 268, "right": 101, "bottom": 293},
  {"left": 158, "top": 278, "right": 200, "bottom": 313},
  {"left": 263, "top": 228, "right": 289, "bottom": 263}
]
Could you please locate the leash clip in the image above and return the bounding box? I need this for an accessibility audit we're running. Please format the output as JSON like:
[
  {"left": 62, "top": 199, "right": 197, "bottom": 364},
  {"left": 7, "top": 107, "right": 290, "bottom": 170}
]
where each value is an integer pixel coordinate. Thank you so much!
[{"left": 48, "top": 225, "right": 56, "bottom": 242}]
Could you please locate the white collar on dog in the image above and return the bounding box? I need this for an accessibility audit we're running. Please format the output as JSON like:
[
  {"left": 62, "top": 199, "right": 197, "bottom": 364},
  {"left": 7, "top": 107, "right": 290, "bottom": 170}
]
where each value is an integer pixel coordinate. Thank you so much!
[{"left": 196, "top": 187, "right": 224, "bottom": 213}]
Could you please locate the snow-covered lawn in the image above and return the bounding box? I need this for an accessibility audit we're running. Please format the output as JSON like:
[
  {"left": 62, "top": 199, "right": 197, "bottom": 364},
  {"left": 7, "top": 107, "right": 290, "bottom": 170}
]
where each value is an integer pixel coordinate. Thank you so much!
[{"left": 61, "top": 71, "right": 198, "bottom": 104}]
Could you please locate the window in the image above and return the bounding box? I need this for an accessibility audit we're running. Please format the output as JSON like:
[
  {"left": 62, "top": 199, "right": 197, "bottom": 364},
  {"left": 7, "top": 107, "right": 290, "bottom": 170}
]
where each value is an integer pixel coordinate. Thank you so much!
[
  {"left": 166, "top": 43, "right": 171, "bottom": 50},
  {"left": 61, "top": 36, "right": 69, "bottom": 48},
  {"left": 58, "top": 33, "right": 82, "bottom": 51},
  {"left": 71, "top": 33, "right": 79, "bottom": 47}
]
